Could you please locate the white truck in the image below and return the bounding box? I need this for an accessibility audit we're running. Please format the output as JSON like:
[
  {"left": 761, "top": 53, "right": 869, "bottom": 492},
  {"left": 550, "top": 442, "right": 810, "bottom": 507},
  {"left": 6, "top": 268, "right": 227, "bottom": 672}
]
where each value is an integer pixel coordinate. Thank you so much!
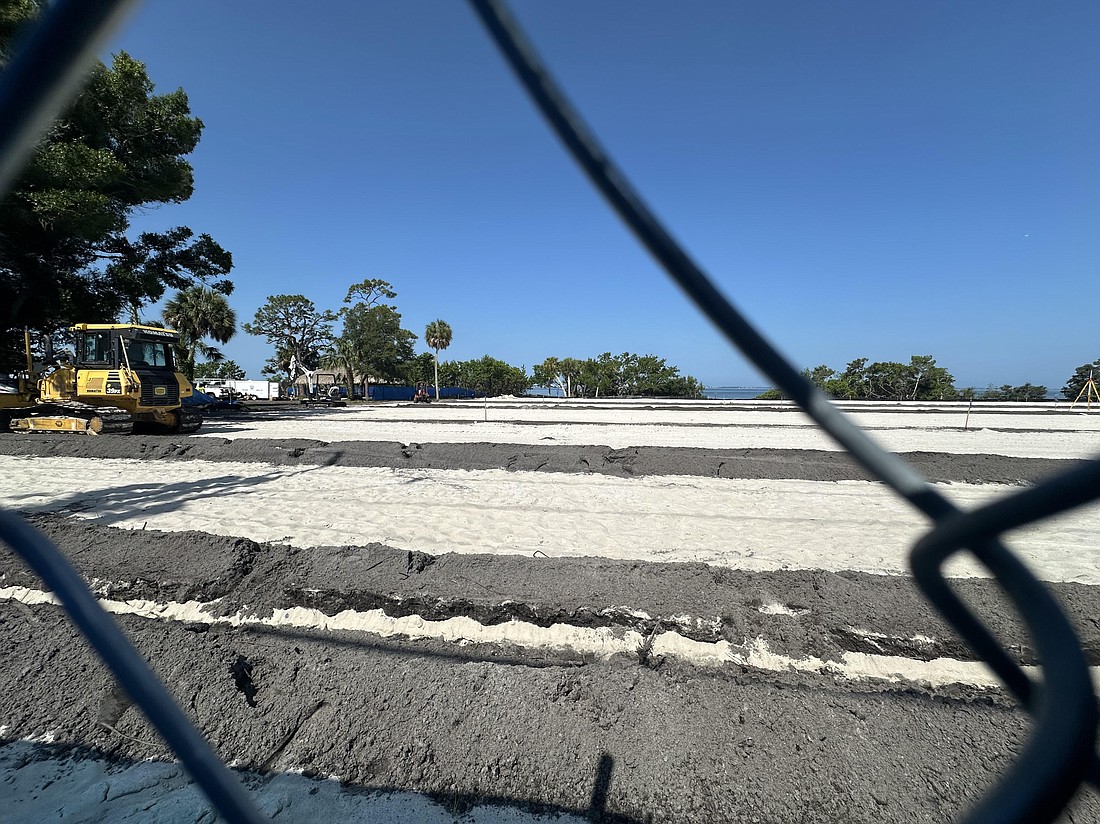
[{"left": 196, "top": 379, "right": 281, "bottom": 400}]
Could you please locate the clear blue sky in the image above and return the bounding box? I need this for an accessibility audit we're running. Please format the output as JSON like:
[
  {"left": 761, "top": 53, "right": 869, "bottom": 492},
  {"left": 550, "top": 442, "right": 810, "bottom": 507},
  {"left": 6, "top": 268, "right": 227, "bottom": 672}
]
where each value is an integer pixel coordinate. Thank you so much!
[{"left": 101, "top": 1, "right": 1098, "bottom": 390}]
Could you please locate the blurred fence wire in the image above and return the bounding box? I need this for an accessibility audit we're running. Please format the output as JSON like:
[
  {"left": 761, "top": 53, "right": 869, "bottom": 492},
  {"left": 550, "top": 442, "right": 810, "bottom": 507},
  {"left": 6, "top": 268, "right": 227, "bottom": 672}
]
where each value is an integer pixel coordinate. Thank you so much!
[{"left": 0, "top": 0, "right": 1098, "bottom": 822}]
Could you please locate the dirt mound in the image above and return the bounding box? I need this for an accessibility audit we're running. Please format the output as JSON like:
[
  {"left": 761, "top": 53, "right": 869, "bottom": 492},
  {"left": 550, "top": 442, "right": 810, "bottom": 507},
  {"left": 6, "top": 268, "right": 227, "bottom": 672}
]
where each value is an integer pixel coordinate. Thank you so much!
[{"left": 0, "top": 436, "right": 1078, "bottom": 484}]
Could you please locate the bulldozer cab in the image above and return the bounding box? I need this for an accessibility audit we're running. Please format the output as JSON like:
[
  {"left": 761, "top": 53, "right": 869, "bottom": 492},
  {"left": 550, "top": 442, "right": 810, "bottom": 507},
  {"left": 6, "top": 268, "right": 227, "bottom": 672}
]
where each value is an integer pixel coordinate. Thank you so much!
[{"left": 75, "top": 326, "right": 176, "bottom": 371}]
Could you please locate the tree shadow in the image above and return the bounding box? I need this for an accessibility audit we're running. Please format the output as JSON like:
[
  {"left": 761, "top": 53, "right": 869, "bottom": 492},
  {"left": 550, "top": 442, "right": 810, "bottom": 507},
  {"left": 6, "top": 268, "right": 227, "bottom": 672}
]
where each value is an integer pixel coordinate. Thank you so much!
[
  {"left": 6, "top": 467, "right": 321, "bottom": 525},
  {"left": 0, "top": 739, "right": 643, "bottom": 823}
]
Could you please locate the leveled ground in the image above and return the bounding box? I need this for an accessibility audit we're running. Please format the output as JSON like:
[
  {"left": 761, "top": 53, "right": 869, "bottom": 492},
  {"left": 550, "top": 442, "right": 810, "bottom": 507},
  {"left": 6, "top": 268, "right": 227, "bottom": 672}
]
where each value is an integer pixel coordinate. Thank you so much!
[{"left": 0, "top": 399, "right": 1098, "bottom": 822}]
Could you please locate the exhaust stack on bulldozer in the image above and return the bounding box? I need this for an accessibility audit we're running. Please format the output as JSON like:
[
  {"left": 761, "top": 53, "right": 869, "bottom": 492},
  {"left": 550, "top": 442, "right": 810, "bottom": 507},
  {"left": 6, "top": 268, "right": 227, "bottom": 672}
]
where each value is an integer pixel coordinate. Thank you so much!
[{"left": 1, "top": 324, "right": 202, "bottom": 435}]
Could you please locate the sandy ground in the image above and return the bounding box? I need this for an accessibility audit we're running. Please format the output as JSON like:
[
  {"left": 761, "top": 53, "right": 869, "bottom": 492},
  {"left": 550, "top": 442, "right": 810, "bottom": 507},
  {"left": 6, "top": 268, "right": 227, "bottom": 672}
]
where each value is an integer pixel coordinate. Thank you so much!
[
  {"left": 189, "top": 399, "right": 1100, "bottom": 458},
  {"left": 1, "top": 456, "right": 1098, "bottom": 583},
  {"left": 1, "top": 400, "right": 1098, "bottom": 823}
]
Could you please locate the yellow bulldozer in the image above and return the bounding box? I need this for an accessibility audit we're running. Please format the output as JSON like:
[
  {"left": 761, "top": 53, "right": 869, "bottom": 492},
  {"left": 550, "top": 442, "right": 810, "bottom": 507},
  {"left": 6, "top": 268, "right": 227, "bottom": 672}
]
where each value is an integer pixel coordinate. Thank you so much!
[{"left": 0, "top": 324, "right": 202, "bottom": 435}]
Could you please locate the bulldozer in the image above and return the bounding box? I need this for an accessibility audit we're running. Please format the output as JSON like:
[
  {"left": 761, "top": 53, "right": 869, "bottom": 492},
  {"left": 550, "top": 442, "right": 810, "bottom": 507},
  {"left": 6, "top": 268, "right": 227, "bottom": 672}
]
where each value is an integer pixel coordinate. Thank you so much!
[{"left": 0, "top": 324, "right": 203, "bottom": 435}]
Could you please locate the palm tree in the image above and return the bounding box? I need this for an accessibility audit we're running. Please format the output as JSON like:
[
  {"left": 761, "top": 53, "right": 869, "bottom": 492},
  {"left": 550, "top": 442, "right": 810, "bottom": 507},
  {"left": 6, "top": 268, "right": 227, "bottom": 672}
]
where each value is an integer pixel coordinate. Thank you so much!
[
  {"left": 321, "top": 336, "right": 358, "bottom": 400},
  {"left": 163, "top": 287, "right": 237, "bottom": 380},
  {"left": 424, "top": 319, "right": 452, "bottom": 401}
]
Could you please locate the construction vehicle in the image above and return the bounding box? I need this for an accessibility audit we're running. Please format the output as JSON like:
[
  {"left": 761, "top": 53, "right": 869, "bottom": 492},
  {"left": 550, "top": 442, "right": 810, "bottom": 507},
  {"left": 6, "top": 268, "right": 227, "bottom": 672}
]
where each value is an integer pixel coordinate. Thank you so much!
[
  {"left": 413, "top": 381, "right": 432, "bottom": 403},
  {"left": 0, "top": 324, "right": 202, "bottom": 435}
]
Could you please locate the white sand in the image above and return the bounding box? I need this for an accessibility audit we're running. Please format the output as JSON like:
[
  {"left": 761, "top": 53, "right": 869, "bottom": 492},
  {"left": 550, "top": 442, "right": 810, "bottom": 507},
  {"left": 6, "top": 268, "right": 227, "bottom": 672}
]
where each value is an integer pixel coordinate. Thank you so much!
[
  {"left": 3, "top": 455, "right": 1097, "bottom": 583},
  {"left": 195, "top": 401, "right": 1100, "bottom": 458}
]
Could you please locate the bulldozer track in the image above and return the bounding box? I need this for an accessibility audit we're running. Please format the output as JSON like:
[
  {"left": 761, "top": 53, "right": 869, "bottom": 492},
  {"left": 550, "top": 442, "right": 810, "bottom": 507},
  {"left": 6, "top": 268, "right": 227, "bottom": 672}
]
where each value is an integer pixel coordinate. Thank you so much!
[
  {"left": 3, "top": 403, "right": 133, "bottom": 435},
  {"left": 177, "top": 407, "right": 203, "bottom": 434}
]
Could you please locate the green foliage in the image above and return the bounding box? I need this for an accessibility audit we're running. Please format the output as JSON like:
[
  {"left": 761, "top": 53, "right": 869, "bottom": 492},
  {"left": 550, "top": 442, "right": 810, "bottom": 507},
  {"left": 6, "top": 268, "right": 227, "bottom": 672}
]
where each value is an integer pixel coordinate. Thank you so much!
[
  {"left": 319, "top": 336, "right": 358, "bottom": 397},
  {"left": 0, "top": 1, "right": 41, "bottom": 56},
  {"left": 343, "top": 278, "right": 396, "bottom": 309},
  {"left": 0, "top": 28, "right": 233, "bottom": 370},
  {"left": 162, "top": 286, "right": 236, "bottom": 380},
  {"left": 193, "top": 359, "right": 245, "bottom": 380},
  {"left": 326, "top": 279, "right": 417, "bottom": 394},
  {"left": 533, "top": 352, "right": 703, "bottom": 398},
  {"left": 424, "top": 319, "right": 453, "bottom": 353},
  {"left": 802, "top": 365, "right": 837, "bottom": 389},
  {"left": 424, "top": 319, "right": 453, "bottom": 400},
  {"left": 755, "top": 389, "right": 787, "bottom": 400},
  {"left": 1062, "top": 359, "right": 1100, "bottom": 401},
  {"left": 342, "top": 303, "right": 417, "bottom": 386},
  {"left": 767, "top": 355, "right": 973, "bottom": 401},
  {"left": 532, "top": 356, "right": 563, "bottom": 395},
  {"left": 243, "top": 295, "right": 337, "bottom": 381},
  {"left": 403, "top": 352, "right": 436, "bottom": 384},
  {"left": 978, "top": 383, "right": 1048, "bottom": 401},
  {"left": 439, "top": 356, "right": 529, "bottom": 397},
  {"left": 798, "top": 355, "right": 958, "bottom": 401}
]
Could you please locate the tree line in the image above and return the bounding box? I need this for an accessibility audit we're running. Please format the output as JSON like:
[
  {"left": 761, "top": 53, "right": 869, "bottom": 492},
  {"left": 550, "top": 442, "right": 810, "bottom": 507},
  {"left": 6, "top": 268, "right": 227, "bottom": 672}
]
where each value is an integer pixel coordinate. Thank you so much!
[
  {"left": 242, "top": 280, "right": 454, "bottom": 398},
  {"left": 242, "top": 283, "right": 704, "bottom": 398},
  {"left": 532, "top": 354, "right": 704, "bottom": 398},
  {"left": 758, "top": 355, "right": 1100, "bottom": 402}
]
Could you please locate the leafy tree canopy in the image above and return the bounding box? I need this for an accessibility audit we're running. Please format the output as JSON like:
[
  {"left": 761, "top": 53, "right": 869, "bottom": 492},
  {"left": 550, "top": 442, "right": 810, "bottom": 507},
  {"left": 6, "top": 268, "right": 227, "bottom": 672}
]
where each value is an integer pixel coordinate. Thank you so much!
[
  {"left": 163, "top": 286, "right": 236, "bottom": 380},
  {"left": 193, "top": 359, "right": 245, "bottom": 380},
  {"left": 0, "top": 7, "right": 232, "bottom": 370},
  {"left": 798, "top": 355, "right": 957, "bottom": 401},
  {"left": 978, "top": 383, "right": 1048, "bottom": 401},
  {"left": 343, "top": 278, "right": 396, "bottom": 310},
  {"left": 342, "top": 303, "right": 417, "bottom": 385},
  {"left": 533, "top": 352, "right": 703, "bottom": 398},
  {"left": 439, "top": 356, "right": 529, "bottom": 397},
  {"left": 243, "top": 295, "right": 336, "bottom": 382},
  {"left": 403, "top": 352, "right": 436, "bottom": 385},
  {"left": 319, "top": 278, "right": 417, "bottom": 394},
  {"left": 1063, "top": 359, "right": 1100, "bottom": 401},
  {"left": 424, "top": 318, "right": 453, "bottom": 399}
]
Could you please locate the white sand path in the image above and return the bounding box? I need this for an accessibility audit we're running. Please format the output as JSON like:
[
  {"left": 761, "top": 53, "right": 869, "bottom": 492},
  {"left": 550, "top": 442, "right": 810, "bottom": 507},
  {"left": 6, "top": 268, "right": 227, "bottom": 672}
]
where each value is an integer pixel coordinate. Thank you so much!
[
  {"left": 9, "top": 584, "right": 1093, "bottom": 691},
  {"left": 195, "top": 405, "right": 1100, "bottom": 458},
  {"left": 299, "top": 399, "right": 1100, "bottom": 430},
  {"left": 2, "top": 456, "right": 1097, "bottom": 584}
]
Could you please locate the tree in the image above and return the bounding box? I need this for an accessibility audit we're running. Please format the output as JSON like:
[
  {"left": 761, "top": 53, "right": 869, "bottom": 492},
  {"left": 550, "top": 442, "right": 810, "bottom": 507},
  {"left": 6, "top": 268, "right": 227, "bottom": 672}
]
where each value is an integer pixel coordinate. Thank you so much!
[
  {"left": 804, "top": 355, "right": 958, "bottom": 400},
  {"left": 576, "top": 353, "right": 620, "bottom": 398},
  {"left": 440, "top": 356, "right": 529, "bottom": 397},
  {"left": 193, "top": 359, "right": 245, "bottom": 380},
  {"left": 537, "top": 352, "right": 703, "bottom": 398},
  {"left": 243, "top": 295, "right": 337, "bottom": 384},
  {"left": 533, "top": 357, "right": 566, "bottom": 397},
  {"left": 341, "top": 303, "right": 416, "bottom": 396},
  {"left": 330, "top": 278, "right": 416, "bottom": 398},
  {"left": 979, "top": 383, "right": 1048, "bottom": 401},
  {"left": 0, "top": 10, "right": 233, "bottom": 371},
  {"left": 1062, "top": 359, "right": 1100, "bottom": 401},
  {"left": 162, "top": 286, "right": 236, "bottom": 380},
  {"left": 402, "top": 352, "right": 435, "bottom": 386},
  {"left": 424, "top": 319, "right": 453, "bottom": 401},
  {"left": 320, "top": 336, "right": 358, "bottom": 398},
  {"left": 343, "top": 278, "right": 396, "bottom": 310},
  {"left": 802, "top": 365, "right": 837, "bottom": 390}
]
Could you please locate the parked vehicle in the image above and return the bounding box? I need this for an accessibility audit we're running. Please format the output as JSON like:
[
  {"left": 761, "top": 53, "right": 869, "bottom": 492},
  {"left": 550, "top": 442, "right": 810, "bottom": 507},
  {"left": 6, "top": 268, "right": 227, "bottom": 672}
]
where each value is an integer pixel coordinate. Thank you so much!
[
  {"left": 195, "top": 379, "right": 280, "bottom": 400},
  {"left": 1, "top": 324, "right": 201, "bottom": 434}
]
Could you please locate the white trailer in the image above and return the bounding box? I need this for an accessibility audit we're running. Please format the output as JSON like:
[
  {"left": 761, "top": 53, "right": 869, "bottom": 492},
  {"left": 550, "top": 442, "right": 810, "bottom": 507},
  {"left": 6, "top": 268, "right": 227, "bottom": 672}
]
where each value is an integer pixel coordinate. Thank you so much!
[
  {"left": 195, "top": 379, "right": 280, "bottom": 400},
  {"left": 226, "top": 380, "right": 280, "bottom": 400}
]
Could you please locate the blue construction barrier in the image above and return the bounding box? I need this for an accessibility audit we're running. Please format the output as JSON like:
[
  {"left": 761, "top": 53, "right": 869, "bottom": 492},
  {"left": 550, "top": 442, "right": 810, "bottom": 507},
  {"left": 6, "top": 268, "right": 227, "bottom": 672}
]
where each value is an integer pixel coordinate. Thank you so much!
[{"left": 366, "top": 385, "right": 478, "bottom": 401}]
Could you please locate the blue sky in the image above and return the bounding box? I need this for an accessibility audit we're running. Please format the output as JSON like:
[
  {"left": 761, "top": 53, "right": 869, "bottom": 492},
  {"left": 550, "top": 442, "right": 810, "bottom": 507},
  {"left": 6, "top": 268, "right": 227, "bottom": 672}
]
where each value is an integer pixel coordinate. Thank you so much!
[{"left": 101, "top": 1, "right": 1098, "bottom": 390}]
